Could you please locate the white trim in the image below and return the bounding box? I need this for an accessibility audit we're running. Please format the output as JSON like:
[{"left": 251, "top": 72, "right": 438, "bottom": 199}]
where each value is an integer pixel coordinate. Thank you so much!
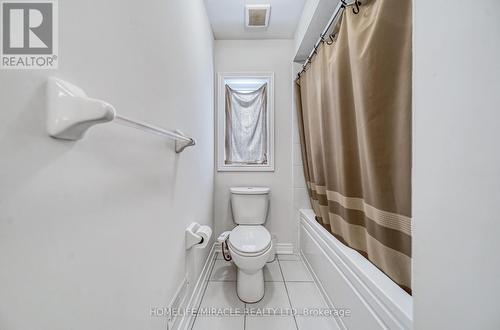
[
  {"left": 300, "top": 250, "right": 346, "bottom": 330},
  {"left": 275, "top": 243, "right": 294, "bottom": 255},
  {"left": 166, "top": 277, "right": 189, "bottom": 329},
  {"left": 216, "top": 72, "right": 275, "bottom": 172},
  {"left": 174, "top": 244, "right": 217, "bottom": 330},
  {"left": 299, "top": 209, "right": 413, "bottom": 330}
]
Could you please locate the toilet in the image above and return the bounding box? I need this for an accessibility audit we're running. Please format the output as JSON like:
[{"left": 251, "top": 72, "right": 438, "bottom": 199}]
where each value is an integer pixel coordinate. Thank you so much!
[{"left": 227, "top": 186, "right": 273, "bottom": 303}]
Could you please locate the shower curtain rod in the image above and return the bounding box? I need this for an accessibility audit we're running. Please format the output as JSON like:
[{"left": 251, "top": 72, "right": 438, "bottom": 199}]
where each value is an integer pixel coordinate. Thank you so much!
[{"left": 297, "top": 0, "right": 360, "bottom": 79}]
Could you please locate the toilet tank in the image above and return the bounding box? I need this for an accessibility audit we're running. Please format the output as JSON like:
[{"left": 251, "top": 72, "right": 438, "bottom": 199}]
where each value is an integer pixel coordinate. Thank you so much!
[{"left": 230, "top": 187, "right": 270, "bottom": 225}]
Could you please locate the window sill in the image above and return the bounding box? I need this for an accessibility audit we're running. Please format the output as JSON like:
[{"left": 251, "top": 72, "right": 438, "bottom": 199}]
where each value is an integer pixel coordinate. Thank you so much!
[{"left": 217, "top": 165, "right": 275, "bottom": 172}]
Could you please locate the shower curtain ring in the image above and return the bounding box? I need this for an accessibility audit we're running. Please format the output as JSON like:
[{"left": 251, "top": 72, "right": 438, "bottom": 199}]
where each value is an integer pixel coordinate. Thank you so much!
[
  {"left": 326, "top": 33, "right": 335, "bottom": 45},
  {"left": 340, "top": 0, "right": 347, "bottom": 8},
  {"left": 352, "top": 1, "right": 361, "bottom": 14}
]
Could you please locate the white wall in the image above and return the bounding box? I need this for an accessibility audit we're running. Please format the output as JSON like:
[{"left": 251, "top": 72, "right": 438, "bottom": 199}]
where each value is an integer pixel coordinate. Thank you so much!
[
  {"left": 293, "top": 0, "right": 338, "bottom": 62},
  {"left": 292, "top": 0, "right": 332, "bottom": 220},
  {"left": 413, "top": 1, "right": 500, "bottom": 329},
  {"left": 294, "top": 0, "right": 320, "bottom": 56},
  {"left": 213, "top": 40, "right": 296, "bottom": 249},
  {"left": 292, "top": 63, "right": 312, "bottom": 244},
  {"left": 0, "top": 1, "right": 214, "bottom": 330}
]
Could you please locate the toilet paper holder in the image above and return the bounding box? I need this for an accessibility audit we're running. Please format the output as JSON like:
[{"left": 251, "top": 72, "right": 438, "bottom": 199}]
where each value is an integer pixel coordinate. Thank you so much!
[{"left": 185, "top": 222, "right": 212, "bottom": 250}]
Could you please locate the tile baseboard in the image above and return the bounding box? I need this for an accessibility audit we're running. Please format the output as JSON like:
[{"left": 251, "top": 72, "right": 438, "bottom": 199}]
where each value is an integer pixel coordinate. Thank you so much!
[{"left": 275, "top": 243, "right": 294, "bottom": 254}]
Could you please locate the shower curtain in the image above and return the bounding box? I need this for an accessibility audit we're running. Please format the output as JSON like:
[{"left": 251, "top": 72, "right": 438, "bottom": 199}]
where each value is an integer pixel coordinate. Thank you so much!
[{"left": 295, "top": 0, "right": 412, "bottom": 293}]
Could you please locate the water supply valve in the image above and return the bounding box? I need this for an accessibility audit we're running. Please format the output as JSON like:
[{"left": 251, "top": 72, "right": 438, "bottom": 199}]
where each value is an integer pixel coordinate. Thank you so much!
[{"left": 217, "top": 231, "right": 232, "bottom": 261}]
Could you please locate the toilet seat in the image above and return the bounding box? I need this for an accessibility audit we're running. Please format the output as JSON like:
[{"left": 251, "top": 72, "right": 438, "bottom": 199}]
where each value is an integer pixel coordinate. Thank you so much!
[{"left": 229, "top": 225, "right": 271, "bottom": 256}]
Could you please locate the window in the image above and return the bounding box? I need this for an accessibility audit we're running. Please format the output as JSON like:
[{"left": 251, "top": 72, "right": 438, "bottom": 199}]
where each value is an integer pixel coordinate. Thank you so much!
[{"left": 217, "top": 73, "right": 274, "bottom": 171}]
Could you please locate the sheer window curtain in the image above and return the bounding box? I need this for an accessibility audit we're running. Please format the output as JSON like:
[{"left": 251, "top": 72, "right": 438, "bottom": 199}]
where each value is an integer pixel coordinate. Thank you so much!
[{"left": 225, "top": 84, "right": 268, "bottom": 164}]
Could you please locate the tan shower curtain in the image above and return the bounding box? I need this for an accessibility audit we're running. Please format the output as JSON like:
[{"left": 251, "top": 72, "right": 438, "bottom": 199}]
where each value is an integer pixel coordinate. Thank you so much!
[{"left": 295, "top": 0, "right": 412, "bottom": 293}]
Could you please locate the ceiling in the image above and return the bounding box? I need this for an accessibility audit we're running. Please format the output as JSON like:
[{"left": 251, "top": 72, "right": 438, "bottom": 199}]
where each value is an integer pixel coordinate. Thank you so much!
[{"left": 204, "top": 0, "right": 306, "bottom": 40}]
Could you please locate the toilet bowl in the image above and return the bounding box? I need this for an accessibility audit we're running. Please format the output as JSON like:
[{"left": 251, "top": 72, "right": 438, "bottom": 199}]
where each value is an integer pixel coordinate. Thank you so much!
[
  {"left": 226, "top": 187, "right": 272, "bottom": 303},
  {"left": 228, "top": 225, "right": 272, "bottom": 303}
]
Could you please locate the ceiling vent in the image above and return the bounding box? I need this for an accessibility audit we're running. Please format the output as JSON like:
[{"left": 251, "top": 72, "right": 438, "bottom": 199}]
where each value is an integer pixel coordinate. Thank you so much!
[{"left": 245, "top": 4, "right": 271, "bottom": 28}]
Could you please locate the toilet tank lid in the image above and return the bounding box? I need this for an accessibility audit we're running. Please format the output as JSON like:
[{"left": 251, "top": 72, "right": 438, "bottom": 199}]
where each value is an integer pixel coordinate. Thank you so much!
[{"left": 230, "top": 187, "right": 270, "bottom": 195}]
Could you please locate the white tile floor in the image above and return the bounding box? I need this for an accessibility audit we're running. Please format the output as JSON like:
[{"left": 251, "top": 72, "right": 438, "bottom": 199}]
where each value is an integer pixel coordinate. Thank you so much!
[{"left": 191, "top": 253, "right": 340, "bottom": 330}]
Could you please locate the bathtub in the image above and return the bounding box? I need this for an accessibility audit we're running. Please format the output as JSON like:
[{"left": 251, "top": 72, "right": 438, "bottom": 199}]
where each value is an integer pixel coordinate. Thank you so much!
[{"left": 299, "top": 209, "right": 412, "bottom": 330}]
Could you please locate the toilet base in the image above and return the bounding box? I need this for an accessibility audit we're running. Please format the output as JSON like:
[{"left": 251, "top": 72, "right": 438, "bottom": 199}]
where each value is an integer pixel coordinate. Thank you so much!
[{"left": 236, "top": 268, "right": 264, "bottom": 303}]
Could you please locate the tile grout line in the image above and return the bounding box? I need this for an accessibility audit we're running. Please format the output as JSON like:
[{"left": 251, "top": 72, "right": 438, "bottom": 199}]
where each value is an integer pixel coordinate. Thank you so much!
[
  {"left": 277, "top": 258, "right": 299, "bottom": 330},
  {"left": 203, "top": 255, "right": 310, "bottom": 329},
  {"left": 208, "top": 280, "right": 293, "bottom": 282},
  {"left": 244, "top": 302, "right": 247, "bottom": 330},
  {"left": 279, "top": 258, "right": 314, "bottom": 282}
]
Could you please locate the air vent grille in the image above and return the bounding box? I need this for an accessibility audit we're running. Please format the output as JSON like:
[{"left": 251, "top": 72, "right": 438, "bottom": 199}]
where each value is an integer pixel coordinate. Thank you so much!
[{"left": 245, "top": 4, "right": 270, "bottom": 28}]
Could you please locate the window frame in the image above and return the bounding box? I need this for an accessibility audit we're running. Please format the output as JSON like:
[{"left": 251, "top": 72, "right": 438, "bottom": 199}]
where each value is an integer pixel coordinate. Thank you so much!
[{"left": 216, "top": 72, "right": 275, "bottom": 172}]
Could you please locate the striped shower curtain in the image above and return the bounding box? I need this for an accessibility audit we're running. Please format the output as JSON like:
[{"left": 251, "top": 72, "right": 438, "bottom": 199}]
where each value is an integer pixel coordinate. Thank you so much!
[{"left": 295, "top": 0, "right": 412, "bottom": 293}]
